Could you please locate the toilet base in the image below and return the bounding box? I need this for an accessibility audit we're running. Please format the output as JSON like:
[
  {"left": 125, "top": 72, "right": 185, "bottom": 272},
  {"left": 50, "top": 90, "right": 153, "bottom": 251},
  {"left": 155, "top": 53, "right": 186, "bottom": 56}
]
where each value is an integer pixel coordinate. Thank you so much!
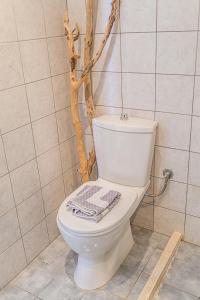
[{"left": 74, "top": 223, "right": 134, "bottom": 290}]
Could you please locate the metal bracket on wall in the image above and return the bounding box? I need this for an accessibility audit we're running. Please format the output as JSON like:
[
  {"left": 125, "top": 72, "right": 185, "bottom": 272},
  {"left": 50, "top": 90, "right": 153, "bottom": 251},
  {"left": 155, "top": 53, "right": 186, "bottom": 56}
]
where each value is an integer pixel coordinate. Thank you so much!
[{"left": 145, "top": 169, "right": 173, "bottom": 198}]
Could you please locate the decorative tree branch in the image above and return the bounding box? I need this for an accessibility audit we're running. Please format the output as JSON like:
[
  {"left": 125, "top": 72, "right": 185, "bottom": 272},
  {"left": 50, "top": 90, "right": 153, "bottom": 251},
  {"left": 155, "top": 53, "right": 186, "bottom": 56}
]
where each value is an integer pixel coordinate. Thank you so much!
[{"left": 64, "top": 0, "right": 119, "bottom": 182}]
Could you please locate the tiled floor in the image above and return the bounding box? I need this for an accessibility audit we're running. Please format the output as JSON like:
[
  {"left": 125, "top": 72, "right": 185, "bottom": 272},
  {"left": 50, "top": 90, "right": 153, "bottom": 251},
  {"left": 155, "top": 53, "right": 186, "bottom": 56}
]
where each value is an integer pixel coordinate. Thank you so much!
[{"left": 1, "top": 227, "right": 200, "bottom": 299}]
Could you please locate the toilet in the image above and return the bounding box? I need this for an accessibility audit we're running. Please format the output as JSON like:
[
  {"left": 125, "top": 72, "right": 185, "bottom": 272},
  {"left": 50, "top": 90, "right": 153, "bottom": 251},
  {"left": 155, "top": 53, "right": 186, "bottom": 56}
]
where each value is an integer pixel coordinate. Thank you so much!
[{"left": 57, "top": 115, "right": 157, "bottom": 290}]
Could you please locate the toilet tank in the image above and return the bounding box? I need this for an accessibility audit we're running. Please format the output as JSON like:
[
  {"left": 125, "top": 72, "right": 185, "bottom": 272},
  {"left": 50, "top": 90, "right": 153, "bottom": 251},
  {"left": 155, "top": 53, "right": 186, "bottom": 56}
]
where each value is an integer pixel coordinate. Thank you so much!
[{"left": 93, "top": 115, "right": 157, "bottom": 187}]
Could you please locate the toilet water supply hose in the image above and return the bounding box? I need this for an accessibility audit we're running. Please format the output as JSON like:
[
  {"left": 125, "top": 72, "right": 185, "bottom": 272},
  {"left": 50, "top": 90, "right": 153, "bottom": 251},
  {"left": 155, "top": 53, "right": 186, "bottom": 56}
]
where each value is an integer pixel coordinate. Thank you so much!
[{"left": 145, "top": 169, "right": 173, "bottom": 198}]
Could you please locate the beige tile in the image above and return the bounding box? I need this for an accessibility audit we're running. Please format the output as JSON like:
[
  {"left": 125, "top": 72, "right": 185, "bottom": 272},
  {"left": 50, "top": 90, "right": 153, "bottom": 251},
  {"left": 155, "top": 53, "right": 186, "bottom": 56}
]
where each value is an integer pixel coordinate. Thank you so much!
[
  {"left": 46, "top": 209, "right": 60, "bottom": 242},
  {"left": 185, "top": 215, "right": 200, "bottom": 246},
  {"left": 155, "top": 112, "right": 191, "bottom": 150},
  {"left": 10, "top": 159, "right": 40, "bottom": 205},
  {"left": 17, "top": 190, "right": 45, "bottom": 235},
  {"left": 133, "top": 203, "right": 154, "bottom": 231},
  {"left": 189, "top": 152, "right": 200, "bottom": 186},
  {"left": 26, "top": 78, "right": 55, "bottom": 122},
  {"left": 63, "top": 167, "right": 81, "bottom": 196},
  {"left": 187, "top": 185, "right": 200, "bottom": 218},
  {"left": 157, "top": 32, "right": 196, "bottom": 75},
  {"left": 37, "top": 146, "right": 62, "bottom": 187},
  {"left": 13, "top": 0, "right": 45, "bottom": 40},
  {"left": 92, "top": 72, "right": 122, "bottom": 107},
  {"left": 42, "top": 175, "right": 65, "bottom": 215},
  {"left": 0, "top": 86, "right": 30, "bottom": 134},
  {"left": 0, "top": 43, "right": 23, "bottom": 90},
  {"left": 0, "top": 0, "right": 17, "bottom": 42},
  {"left": 60, "top": 137, "right": 78, "bottom": 172},
  {"left": 52, "top": 74, "right": 70, "bottom": 111},
  {"left": 0, "top": 174, "right": 15, "bottom": 217},
  {"left": 42, "top": 0, "right": 66, "bottom": 37},
  {"left": 20, "top": 39, "right": 50, "bottom": 83},
  {"left": 121, "top": 33, "right": 156, "bottom": 73},
  {"left": 32, "top": 114, "right": 58, "bottom": 156},
  {"left": 121, "top": 0, "right": 156, "bottom": 32},
  {"left": 154, "top": 178, "right": 187, "bottom": 213},
  {"left": 47, "top": 37, "right": 68, "bottom": 76},
  {"left": 156, "top": 74, "right": 193, "bottom": 114},
  {"left": 0, "top": 239, "right": 27, "bottom": 289},
  {"left": 67, "top": 0, "right": 86, "bottom": 34},
  {"left": 56, "top": 108, "right": 74, "bottom": 143},
  {"left": 94, "top": 0, "right": 119, "bottom": 33},
  {"left": 3, "top": 124, "right": 35, "bottom": 171},
  {"left": 191, "top": 116, "right": 200, "bottom": 153},
  {"left": 23, "top": 220, "right": 49, "bottom": 263},
  {"left": 154, "top": 206, "right": 185, "bottom": 236},
  {"left": 122, "top": 73, "right": 155, "bottom": 111},
  {"left": 157, "top": 0, "right": 199, "bottom": 31},
  {"left": 0, "top": 208, "right": 21, "bottom": 254},
  {"left": 93, "top": 34, "right": 121, "bottom": 72},
  {"left": 0, "top": 137, "right": 8, "bottom": 177},
  {"left": 155, "top": 146, "right": 189, "bottom": 183}
]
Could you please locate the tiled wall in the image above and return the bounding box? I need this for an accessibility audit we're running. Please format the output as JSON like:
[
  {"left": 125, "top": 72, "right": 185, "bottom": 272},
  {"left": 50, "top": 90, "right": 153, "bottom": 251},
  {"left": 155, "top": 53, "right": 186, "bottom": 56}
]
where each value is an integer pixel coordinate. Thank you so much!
[
  {"left": 72, "top": 0, "right": 200, "bottom": 246},
  {"left": 0, "top": 0, "right": 81, "bottom": 288}
]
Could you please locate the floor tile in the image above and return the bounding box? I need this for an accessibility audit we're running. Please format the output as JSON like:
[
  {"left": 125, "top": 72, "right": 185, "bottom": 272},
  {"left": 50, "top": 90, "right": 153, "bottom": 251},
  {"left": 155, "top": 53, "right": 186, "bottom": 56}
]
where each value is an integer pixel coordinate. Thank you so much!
[
  {"left": 127, "top": 272, "right": 149, "bottom": 300},
  {"left": 0, "top": 285, "right": 35, "bottom": 300},
  {"left": 157, "top": 284, "right": 197, "bottom": 300}
]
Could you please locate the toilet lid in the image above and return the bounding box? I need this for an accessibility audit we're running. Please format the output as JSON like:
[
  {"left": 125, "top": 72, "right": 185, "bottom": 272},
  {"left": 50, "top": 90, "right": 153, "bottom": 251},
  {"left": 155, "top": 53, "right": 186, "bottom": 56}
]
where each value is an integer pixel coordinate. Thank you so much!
[{"left": 57, "top": 179, "right": 141, "bottom": 236}]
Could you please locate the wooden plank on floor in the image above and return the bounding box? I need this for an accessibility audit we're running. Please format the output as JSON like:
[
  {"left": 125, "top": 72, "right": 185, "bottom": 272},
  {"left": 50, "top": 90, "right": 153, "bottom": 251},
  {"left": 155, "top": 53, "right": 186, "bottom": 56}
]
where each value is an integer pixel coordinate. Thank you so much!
[{"left": 138, "top": 231, "right": 182, "bottom": 300}]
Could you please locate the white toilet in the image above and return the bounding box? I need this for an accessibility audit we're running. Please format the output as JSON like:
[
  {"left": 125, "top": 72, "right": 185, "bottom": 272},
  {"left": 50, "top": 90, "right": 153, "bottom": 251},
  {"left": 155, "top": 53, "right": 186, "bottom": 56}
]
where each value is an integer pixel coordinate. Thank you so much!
[{"left": 57, "top": 115, "right": 157, "bottom": 290}]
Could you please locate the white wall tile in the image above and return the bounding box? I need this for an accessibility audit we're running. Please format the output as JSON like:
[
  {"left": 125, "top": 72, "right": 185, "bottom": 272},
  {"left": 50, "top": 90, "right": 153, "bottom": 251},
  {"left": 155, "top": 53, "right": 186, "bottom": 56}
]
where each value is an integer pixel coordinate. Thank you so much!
[
  {"left": 156, "top": 74, "right": 193, "bottom": 114},
  {"left": 94, "top": 0, "right": 119, "bottom": 33},
  {"left": 13, "top": 0, "right": 45, "bottom": 40},
  {"left": 155, "top": 112, "right": 191, "bottom": 150},
  {"left": 42, "top": 0, "right": 66, "bottom": 37},
  {"left": 20, "top": 39, "right": 50, "bottom": 83},
  {"left": 26, "top": 78, "right": 55, "bottom": 122},
  {"left": 47, "top": 37, "right": 68, "bottom": 76},
  {"left": 0, "top": 174, "right": 15, "bottom": 217},
  {"left": 93, "top": 34, "right": 121, "bottom": 72},
  {"left": 0, "top": 208, "right": 21, "bottom": 254},
  {"left": 60, "top": 137, "right": 78, "bottom": 172},
  {"left": 0, "top": 137, "right": 8, "bottom": 177},
  {"left": 0, "top": 43, "right": 24, "bottom": 90},
  {"left": 123, "top": 108, "right": 154, "bottom": 120},
  {"left": 56, "top": 108, "right": 74, "bottom": 143},
  {"left": 189, "top": 152, "right": 200, "bottom": 186},
  {"left": 0, "top": 0, "right": 17, "bottom": 42},
  {"left": 67, "top": 0, "right": 86, "bottom": 34},
  {"left": 133, "top": 203, "right": 154, "bottom": 230},
  {"left": 191, "top": 116, "right": 200, "bottom": 153},
  {"left": 23, "top": 220, "right": 49, "bottom": 263},
  {"left": 154, "top": 178, "right": 187, "bottom": 213},
  {"left": 63, "top": 167, "right": 81, "bottom": 197},
  {"left": 0, "top": 86, "right": 30, "bottom": 134},
  {"left": 185, "top": 215, "right": 200, "bottom": 246},
  {"left": 37, "top": 146, "right": 62, "bottom": 187},
  {"left": 157, "top": 0, "right": 199, "bottom": 31},
  {"left": 95, "top": 105, "right": 122, "bottom": 116},
  {"left": 92, "top": 72, "right": 122, "bottom": 107},
  {"left": 187, "top": 185, "right": 200, "bottom": 218},
  {"left": 195, "top": 33, "right": 200, "bottom": 75},
  {"left": 155, "top": 146, "right": 189, "bottom": 183},
  {"left": 157, "top": 32, "right": 196, "bottom": 75},
  {"left": 3, "top": 124, "right": 35, "bottom": 171},
  {"left": 52, "top": 74, "right": 70, "bottom": 111},
  {"left": 121, "top": 0, "right": 156, "bottom": 33},
  {"left": 154, "top": 206, "right": 185, "bottom": 236},
  {"left": 193, "top": 76, "right": 200, "bottom": 116},
  {"left": 122, "top": 73, "right": 155, "bottom": 110},
  {"left": 42, "top": 175, "right": 65, "bottom": 215},
  {"left": 121, "top": 33, "right": 156, "bottom": 73},
  {"left": 46, "top": 209, "right": 59, "bottom": 242},
  {"left": 32, "top": 114, "right": 58, "bottom": 156},
  {"left": 17, "top": 190, "right": 45, "bottom": 235},
  {"left": 10, "top": 159, "right": 40, "bottom": 205},
  {"left": 0, "top": 240, "right": 27, "bottom": 289}
]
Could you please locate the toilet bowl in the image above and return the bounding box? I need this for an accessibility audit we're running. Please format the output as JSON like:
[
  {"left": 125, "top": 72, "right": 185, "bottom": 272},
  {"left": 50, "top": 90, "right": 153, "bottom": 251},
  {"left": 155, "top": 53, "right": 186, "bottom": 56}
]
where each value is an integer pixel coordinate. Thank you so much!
[
  {"left": 57, "top": 115, "right": 157, "bottom": 290},
  {"left": 57, "top": 178, "right": 149, "bottom": 289}
]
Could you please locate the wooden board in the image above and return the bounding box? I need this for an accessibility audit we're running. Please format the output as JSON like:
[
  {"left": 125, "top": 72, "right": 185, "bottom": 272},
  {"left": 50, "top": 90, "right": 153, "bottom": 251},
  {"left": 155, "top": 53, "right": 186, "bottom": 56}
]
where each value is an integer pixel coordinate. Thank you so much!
[{"left": 138, "top": 231, "right": 182, "bottom": 300}]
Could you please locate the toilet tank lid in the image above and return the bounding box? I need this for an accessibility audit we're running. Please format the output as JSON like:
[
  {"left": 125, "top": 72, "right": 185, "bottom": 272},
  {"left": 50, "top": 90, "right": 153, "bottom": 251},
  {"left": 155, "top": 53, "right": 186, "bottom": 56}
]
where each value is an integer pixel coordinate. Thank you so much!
[{"left": 93, "top": 115, "right": 158, "bottom": 133}]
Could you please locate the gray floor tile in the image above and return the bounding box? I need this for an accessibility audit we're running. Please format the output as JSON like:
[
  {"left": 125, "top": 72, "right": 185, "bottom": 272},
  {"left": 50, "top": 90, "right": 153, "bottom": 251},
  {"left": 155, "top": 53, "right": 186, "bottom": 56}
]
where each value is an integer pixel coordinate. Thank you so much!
[
  {"left": 127, "top": 272, "right": 149, "bottom": 300},
  {"left": 0, "top": 285, "right": 35, "bottom": 300},
  {"left": 176, "top": 241, "right": 200, "bottom": 261},
  {"left": 157, "top": 284, "right": 197, "bottom": 300},
  {"left": 143, "top": 248, "right": 162, "bottom": 274}
]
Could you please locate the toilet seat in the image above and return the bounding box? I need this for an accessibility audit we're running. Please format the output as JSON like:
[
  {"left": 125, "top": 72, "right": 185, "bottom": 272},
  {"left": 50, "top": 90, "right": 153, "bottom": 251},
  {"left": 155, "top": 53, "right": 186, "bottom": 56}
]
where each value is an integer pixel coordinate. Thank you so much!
[{"left": 57, "top": 178, "right": 147, "bottom": 237}]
